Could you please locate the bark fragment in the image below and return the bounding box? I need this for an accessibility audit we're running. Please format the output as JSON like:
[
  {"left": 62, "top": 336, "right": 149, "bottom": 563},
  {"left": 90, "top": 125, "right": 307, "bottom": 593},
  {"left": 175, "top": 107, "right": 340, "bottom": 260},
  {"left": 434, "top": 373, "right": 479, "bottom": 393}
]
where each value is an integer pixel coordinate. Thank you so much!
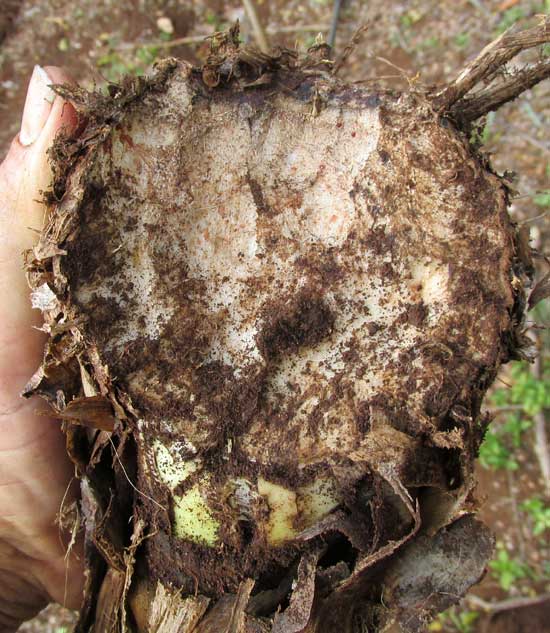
[
  {"left": 381, "top": 516, "right": 494, "bottom": 632},
  {"left": 148, "top": 583, "right": 209, "bottom": 633},
  {"left": 433, "top": 17, "right": 550, "bottom": 111}
]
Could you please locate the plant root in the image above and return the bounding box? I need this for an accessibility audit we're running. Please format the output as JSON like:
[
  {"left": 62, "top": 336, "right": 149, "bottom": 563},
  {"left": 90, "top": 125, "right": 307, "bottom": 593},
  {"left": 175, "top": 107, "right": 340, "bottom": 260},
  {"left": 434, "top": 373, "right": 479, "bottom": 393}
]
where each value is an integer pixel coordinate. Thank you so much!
[{"left": 433, "top": 16, "right": 550, "bottom": 120}]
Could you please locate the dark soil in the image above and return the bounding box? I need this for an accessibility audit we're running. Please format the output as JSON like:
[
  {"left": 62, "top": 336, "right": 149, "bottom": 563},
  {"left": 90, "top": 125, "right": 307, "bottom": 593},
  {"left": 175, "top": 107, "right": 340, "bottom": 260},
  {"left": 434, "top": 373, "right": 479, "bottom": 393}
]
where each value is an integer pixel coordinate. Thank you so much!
[{"left": 0, "top": 0, "right": 23, "bottom": 44}]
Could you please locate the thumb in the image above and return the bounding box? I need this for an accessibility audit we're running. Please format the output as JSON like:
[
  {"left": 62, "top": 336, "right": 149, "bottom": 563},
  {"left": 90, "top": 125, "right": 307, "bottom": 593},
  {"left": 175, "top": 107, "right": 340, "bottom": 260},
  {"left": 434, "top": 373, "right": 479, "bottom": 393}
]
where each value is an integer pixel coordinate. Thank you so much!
[
  {"left": 0, "top": 66, "right": 84, "bottom": 613},
  {"left": 0, "top": 65, "right": 78, "bottom": 340},
  {"left": 1, "top": 65, "right": 78, "bottom": 254},
  {"left": 0, "top": 66, "right": 78, "bottom": 402}
]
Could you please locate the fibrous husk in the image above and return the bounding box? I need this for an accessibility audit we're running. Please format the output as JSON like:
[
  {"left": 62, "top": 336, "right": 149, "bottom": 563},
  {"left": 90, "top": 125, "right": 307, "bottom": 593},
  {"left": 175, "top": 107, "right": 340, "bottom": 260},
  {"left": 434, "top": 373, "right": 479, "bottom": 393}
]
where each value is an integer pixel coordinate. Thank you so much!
[{"left": 24, "top": 21, "right": 547, "bottom": 633}]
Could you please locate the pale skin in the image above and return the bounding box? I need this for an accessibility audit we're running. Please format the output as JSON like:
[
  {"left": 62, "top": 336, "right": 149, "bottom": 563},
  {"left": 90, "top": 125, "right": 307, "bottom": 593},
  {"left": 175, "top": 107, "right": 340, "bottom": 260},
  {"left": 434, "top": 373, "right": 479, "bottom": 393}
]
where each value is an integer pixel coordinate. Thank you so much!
[{"left": 0, "top": 66, "right": 84, "bottom": 631}]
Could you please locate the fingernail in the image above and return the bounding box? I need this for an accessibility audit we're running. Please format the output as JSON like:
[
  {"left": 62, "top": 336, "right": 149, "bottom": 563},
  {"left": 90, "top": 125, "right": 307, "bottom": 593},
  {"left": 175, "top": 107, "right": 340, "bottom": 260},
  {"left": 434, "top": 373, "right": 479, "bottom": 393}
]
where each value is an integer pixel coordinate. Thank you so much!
[{"left": 19, "top": 65, "right": 56, "bottom": 147}]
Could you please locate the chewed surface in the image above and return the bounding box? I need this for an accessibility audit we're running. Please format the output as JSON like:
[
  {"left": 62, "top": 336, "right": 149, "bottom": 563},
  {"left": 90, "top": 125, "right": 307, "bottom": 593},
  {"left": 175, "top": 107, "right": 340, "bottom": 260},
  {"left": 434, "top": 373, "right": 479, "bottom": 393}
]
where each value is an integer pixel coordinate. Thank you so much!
[{"left": 62, "top": 66, "right": 514, "bottom": 592}]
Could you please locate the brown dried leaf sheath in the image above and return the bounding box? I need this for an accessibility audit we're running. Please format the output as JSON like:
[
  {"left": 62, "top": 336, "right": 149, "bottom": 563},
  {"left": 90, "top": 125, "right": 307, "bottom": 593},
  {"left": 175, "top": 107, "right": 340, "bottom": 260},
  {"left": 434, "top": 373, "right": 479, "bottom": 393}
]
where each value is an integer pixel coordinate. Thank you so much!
[{"left": 24, "top": 31, "right": 536, "bottom": 633}]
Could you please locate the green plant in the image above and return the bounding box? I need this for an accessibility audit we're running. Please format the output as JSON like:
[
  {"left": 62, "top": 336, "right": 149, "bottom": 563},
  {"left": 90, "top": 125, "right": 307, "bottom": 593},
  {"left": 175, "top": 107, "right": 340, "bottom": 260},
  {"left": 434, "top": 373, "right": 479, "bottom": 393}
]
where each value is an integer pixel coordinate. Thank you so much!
[
  {"left": 455, "top": 32, "right": 471, "bottom": 49},
  {"left": 502, "top": 414, "right": 532, "bottom": 448},
  {"left": 522, "top": 498, "right": 550, "bottom": 535},
  {"left": 470, "top": 111, "right": 498, "bottom": 148},
  {"left": 534, "top": 190, "right": 550, "bottom": 207},
  {"left": 304, "top": 35, "right": 319, "bottom": 49},
  {"left": 495, "top": 6, "right": 527, "bottom": 34},
  {"left": 58, "top": 37, "right": 70, "bottom": 52},
  {"left": 430, "top": 607, "right": 479, "bottom": 633},
  {"left": 136, "top": 45, "right": 161, "bottom": 67},
  {"left": 489, "top": 544, "right": 531, "bottom": 591},
  {"left": 400, "top": 9, "right": 423, "bottom": 29},
  {"left": 96, "top": 43, "right": 162, "bottom": 82},
  {"left": 479, "top": 359, "right": 550, "bottom": 470},
  {"left": 495, "top": 0, "right": 550, "bottom": 36},
  {"left": 492, "top": 359, "right": 550, "bottom": 416},
  {"left": 204, "top": 9, "right": 226, "bottom": 31},
  {"left": 479, "top": 430, "right": 518, "bottom": 470},
  {"left": 420, "top": 36, "right": 440, "bottom": 50}
]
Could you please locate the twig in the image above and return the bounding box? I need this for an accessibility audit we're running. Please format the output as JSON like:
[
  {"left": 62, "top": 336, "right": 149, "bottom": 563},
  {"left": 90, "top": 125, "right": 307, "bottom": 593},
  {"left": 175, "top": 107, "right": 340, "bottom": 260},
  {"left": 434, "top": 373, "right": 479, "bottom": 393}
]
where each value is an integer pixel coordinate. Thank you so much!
[
  {"left": 505, "top": 468, "right": 527, "bottom": 560},
  {"left": 466, "top": 592, "right": 550, "bottom": 613},
  {"left": 490, "top": 405, "right": 525, "bottom": 413},
  {"left": 530, "top": 226, "right": 550, "bottom": 497},
  {"left": 529, "top": 271, "right": 550, "bottom": 310},
  {"left": 482, "top": 405, "right": 530, "bottom": 420},
  {"left": 109, "top": 437, "right": 167, "bottom": 512},
  {"left": 242, "top": 0, "right": 270, "bottom": 53},
  {"left": 467, "top": 0, "right": 492, "bottom": 17},
  {"left": 433, "top": 17, "right": 550, "bottom": 110},
  {"left": 353, "top": 75, "right": 405, "bottom": 83},
  {"left": 452, "top": 57, "right": 550, "bottom": 122},
  {"left": 375, "top": 55, "right": 412, "bottom": 78},
  {"left": 520, "top": 210, "right": 550, "bottom": 224},
  {"left": 272, "top": 24, "right": 329, "bottom": 35},
  {"left": 497, "top": 376, "right": 513, "bottom": 388},
  {"left": 521, "top": 101, "right": 543, "bottom": 128},
  {"left": 522, "top": 134, "right": 550, "bottom": 156},
  {"left": 532, "top": 336, "right": 550, "bottom": 496},
  {"left": 333, "top": 24, "right": 369, "bottom": 75},
  {"left": 117, "top": 24, "right": 330, "bottom": 51}
]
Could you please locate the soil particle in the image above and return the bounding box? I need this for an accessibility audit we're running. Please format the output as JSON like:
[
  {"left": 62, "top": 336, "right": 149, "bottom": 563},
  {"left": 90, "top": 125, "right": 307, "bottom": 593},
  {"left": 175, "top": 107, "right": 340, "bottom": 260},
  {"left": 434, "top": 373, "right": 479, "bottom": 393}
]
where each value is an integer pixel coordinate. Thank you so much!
[{"left": 258, "top": 290, "right": 335, "bottom": 361}]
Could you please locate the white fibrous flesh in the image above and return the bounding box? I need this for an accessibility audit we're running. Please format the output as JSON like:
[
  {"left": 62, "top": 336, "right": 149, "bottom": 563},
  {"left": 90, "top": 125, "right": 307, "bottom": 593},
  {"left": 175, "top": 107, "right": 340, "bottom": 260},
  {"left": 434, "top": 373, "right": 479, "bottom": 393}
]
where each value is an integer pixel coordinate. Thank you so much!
[{"left": 44, "top": 62, "right": 516, "bottom": 601}]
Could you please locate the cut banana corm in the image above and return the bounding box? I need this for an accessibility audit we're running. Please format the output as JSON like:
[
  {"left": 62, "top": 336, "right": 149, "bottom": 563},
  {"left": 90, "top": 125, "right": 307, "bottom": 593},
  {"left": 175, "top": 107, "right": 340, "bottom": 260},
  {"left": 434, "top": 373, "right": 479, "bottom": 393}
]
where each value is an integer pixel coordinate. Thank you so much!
[{"left": 25, "top": 28, "right": 537, "bottom": 633}]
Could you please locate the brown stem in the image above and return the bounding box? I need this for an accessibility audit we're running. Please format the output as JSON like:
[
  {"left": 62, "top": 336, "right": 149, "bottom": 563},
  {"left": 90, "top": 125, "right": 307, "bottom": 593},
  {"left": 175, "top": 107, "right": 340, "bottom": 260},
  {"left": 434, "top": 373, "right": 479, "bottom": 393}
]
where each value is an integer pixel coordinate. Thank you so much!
[
  {"left": 467, "top": 592, "right": 550, "bottom": 613},
  {"left": 451, "top": 58, "right": 550, "bottom": 122},
  {"left": 242, "top": 0, "right": 270, "bottom": 54},
  {"left": 530, "top": 227, "right": 550, "bottom": 497},
  {"left": 432, "top": 17, "right": 550, "bottom": 110},
  {"left": 489, "top": 405, "right": 525, "bottom": 414},
  {"left": 117, "top": 25, "right": 329, "bottom": 51},
  {"left": 532, "top": 336, "right": 550, "bottom": 496},
  {"left": 505, "top": 468, "right": 527, "bottom": 561},
  {"left": 333, "top": 25, "right": 369, "bottom": 76}
]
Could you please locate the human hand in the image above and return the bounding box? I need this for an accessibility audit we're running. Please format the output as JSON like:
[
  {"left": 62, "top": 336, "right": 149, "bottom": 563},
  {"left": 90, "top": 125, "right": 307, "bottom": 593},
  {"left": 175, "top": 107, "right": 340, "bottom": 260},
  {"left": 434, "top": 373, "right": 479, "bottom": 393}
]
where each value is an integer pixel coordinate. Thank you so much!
[{"left": 0, "top": 66, "right": 84, "bottom": 631}]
